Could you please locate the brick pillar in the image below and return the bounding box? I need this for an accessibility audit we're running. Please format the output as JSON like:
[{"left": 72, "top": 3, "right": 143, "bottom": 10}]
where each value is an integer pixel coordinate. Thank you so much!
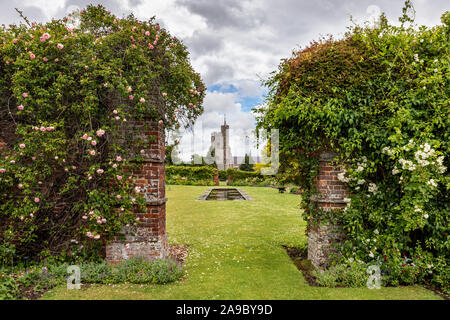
[
  {"left": 105, "top": 120, "right": 168, "bottom": 263},
  {"left": 214, "top": 169, "right": 219, "bottom": 186},
  {"left": 307, "top": 151, "right": 347, "bottom": 269},
  {"left": 227, "top": 173, "right": 231, "bottom": 186}
]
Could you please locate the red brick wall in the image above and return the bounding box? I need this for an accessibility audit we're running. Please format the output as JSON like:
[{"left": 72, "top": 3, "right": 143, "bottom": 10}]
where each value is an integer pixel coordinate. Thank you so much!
[
  {"left": 214, "top": 169, "right": 219, "bottom": 186},
  {"left": 308, "top": 151, "right": 347, "bottom": 269},
  {"left": 105, "top": 120, "right": 168, "bottom": 263}
]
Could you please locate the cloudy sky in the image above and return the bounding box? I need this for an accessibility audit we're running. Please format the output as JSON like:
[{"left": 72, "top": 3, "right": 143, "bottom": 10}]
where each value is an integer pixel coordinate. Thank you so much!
[{"left": 1, "top": 0, "right": 448, "bottom": 162}]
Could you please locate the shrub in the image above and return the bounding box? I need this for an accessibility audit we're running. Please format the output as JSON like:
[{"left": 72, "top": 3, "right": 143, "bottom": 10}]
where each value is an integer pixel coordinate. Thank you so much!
[
  {"left": 0, "top": 257, "right": 183, "bottom": 299},
  {"left": 256, "top": 2, "right": 449, "bottom": 290},
  {"left": 0, "top": 271, "right": 20, "bottom": 300},
  {"left": 166, "top": 166, "right": 216, "bottom": 185},
  {"left": 312, "top": 260, "right": 368, "bottom": 288},
  {"left": 0, "top": 5, "right": 204, "bottom": 260}
]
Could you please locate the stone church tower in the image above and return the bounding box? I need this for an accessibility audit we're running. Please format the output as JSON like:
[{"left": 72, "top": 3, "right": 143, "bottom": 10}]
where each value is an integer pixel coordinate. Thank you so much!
[{"left": 211, "top": 116, "right": 233, "bottom": 170}]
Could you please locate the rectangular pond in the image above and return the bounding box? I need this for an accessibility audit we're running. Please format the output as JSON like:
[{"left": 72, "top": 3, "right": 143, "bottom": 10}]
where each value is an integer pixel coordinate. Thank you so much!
[{"left": 197, "top": 188, "right": 254, "bottom": 201}]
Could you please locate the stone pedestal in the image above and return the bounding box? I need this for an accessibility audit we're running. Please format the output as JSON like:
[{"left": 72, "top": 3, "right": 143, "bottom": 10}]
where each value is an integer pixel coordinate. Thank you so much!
[
  {"left": 308, "top": 151, "right": 347, "bottom": 269},
  {"left": 105, "top": 120, "right": 168, "bottom": 263}
]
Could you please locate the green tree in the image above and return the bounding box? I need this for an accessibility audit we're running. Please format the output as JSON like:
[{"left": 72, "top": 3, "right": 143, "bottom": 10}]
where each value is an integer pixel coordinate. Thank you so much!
[{"left": 239, "top": 154, "right": 254, "bottom": 172}]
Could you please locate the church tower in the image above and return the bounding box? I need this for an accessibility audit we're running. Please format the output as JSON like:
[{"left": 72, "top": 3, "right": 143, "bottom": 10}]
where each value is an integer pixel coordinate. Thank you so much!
[{"left": 210, "top": 115, "right": 233, "bottom": 170}]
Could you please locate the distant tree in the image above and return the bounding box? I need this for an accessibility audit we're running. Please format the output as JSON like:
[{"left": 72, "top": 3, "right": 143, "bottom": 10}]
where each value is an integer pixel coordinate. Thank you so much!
[{"left": 239, "top": 154, "right": 254, "bottom": 171}]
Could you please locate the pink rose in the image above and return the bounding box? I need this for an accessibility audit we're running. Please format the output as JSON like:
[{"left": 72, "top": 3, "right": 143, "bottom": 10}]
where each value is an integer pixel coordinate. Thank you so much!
[
  {"left": 13, "top": 39, "right": 18, "bottom": 44},
  {"left": 112, "top": 164, "right": 117, "bottom": 169},
  {"left": 88, "top": 211, "right": 94, "bottom": 216},
  {"left": 148, "top": 44, "right": 154, "bottom": 50},
  {"left": 113, "top": 110, "right": 118, "bottom": 114},
  {"left": 91, "top": 141, "right": 97, "bottom": 146},
  {"left": 127, "top": 86, "right": 132, "bottom": 92},
  {"left": 22, "top": 93, "right": 28, "bottom": 98},
  {"left": 30, "top": 53, "right": 35, "bottom": 59},
  {"left": 18, "top": 184, "right": 23, "bottom": 189},
  {"left": 82, "top": 215, "right": 88, "bottom": 220},
  {"left": 90, "top": 150, "right": 96, "bottom": 156},
  {"left": 129, "top": 95, "right": 134, "bottom": 100},
  {"left": 116, "top": 175, "right": 122, "bottom": 181},
  {"left": 19, "top": 144, "right": 25, "bottom": 149},
  {"left": 43, "top": 57, "right": 48, "bottom": 62},
  {"left": 116, "top": 156, "right": 122, "bottom": 162},
  {"left": 145, "top": 31, "right": 150, "bottom": 36},
  {"left": 57, "top": 43, "right": 64, "bottom": 50},
  {"left": 81, "top": 134, "right": 88, "bottom": 140},
  {"left": 34, "top": 197, "right": 40, "bottom": 203},
  {"left": 139, "top": 97, "right": 145, "bottom": 103},
  {"left": 101, "top": 218, "right": 106, "bottom": 223},
  {"left": 162, "top": 92, "right": 167, "bottom": 97},
  {"left": 96, "top": 129, "right": 105, "bottom": 137},
  {"left": 140, "top": 149, "right": 145, "bottom": 154},
  {"left": 18, "top": 105, "right": 24, "bottom": 110},
  {"left": 96, "top": 169, "right": 104, "bottom": 174}
]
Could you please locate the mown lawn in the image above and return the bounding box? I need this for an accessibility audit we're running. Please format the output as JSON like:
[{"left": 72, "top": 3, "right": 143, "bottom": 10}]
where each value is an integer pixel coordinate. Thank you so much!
[{"left": 42, "top": 185, "right": 441, "bottom": 300}]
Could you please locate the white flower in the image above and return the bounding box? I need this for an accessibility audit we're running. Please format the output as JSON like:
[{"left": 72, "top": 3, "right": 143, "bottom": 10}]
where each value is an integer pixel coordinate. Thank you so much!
[
  {"left": 414, "top": 206, "right": 422, "bottom": 213},
  {"left": 392, "top": 167, "right": 399, "bottom": 175},
  {"left": 382, "top": 146, "right": 393, "bottom": 155},
  {"left": 337, "top": 172, "right": 349, "bottom": 183},
  {"left": 369, "top": 252, "right": 374, "bottom": 258},
  {"left": 368, "top": 183, "right": 378, "bottom": 194},
  {"left": 424, "top": 214, "right": 429, "bottom": 219},
  {"left": 413, "top": 53, "right": 419, "bottom": 62},
  {"left": 357, "top": 179, "right": 365, "bottom": 185},
  {"left": 374, "top": 229, "right": 379, "bottom": 235},
  {"left": 343, "top": 197, "right": 351, "bottom": 204},
  {"left": 427, "top": 179, "right": 437, "bottom": 187}
]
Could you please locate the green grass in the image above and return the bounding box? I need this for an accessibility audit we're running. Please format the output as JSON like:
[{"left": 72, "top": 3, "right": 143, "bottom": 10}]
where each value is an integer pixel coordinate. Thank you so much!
[{"left": 41, "top": 185, "right": 441, "bottom": 300}]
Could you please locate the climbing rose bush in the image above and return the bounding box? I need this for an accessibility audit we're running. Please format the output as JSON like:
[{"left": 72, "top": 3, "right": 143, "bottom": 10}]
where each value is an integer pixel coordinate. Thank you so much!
[
  {"left": 256, "top": 6, "right": 449, "bottom": 291},
  {"left": 0, "top": 5, "right": 205, "bottom": 260}
]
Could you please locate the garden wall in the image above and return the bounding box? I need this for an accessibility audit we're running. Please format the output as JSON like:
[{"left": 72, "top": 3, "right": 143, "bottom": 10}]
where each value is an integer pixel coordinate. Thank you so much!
[{"left": 105, "top": 120, "right": 168, "bottom": 263}]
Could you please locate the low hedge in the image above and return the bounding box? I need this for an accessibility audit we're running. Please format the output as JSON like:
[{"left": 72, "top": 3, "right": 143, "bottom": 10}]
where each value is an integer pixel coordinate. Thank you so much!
[{"left": 166, "top": 166, "right": 216, "bottom": 185}]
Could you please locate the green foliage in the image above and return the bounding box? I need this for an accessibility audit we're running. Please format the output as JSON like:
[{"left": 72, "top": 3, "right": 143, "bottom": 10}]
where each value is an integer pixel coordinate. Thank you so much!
[
  {"left": 255, "top": 3, "right": 449, "bottom": 291},
  {"left": 239, "top": 154, "right": 254, "bottom": 171},
  {"left": 224, "top": 168, "right": 276, "bottom": 186},
  {"left": 0, "top": 271, "right": 19, "bottom": 300},
  {"left": 0, "top": 257, "right": 183, "bottom": 299},
  {"left": 80, "top": 258, "right": 183, "bottom": 285},
  {"left": 166, "top": 165, "right": 216, "bottom": 185},
  {"left": 312, "top": 260, "right": 368, "bottom": 288},
  {"left": 0, "top": 5, "right": 204, "bottom": 260}
]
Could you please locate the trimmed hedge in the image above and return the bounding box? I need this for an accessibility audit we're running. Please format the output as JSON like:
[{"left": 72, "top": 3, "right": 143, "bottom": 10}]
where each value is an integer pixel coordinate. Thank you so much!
[{"left": 166, "top": 166, "right": 216, "bottom": 185}]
